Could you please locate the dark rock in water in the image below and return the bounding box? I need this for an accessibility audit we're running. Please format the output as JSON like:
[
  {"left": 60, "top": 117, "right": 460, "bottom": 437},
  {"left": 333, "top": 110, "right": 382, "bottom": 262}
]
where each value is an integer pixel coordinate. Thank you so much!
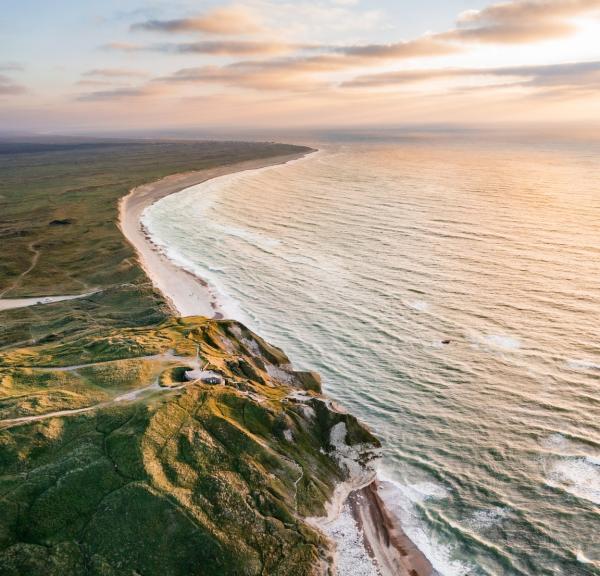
[{"left": 49, "top": 218, "right": 73, "bottom": 226}]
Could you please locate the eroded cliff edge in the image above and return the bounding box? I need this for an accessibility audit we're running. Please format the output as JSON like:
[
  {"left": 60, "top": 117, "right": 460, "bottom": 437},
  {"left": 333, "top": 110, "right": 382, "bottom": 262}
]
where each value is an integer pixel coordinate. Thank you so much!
[{"left": 0, "top": 316, "right": 380, "bottom": 576}]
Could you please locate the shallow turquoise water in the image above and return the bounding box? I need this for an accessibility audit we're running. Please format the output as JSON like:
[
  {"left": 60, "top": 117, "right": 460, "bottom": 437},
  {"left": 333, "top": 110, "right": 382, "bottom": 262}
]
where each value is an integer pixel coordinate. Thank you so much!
[{"left": 144, "top": 136, "right": 600, "bottom": 575}]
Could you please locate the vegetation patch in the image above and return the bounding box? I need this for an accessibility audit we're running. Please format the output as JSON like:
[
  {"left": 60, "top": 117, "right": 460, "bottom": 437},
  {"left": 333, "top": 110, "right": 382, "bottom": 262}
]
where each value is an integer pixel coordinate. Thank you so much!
[{"left": 0, "top": 318, "right": 380, "bottom": 575}]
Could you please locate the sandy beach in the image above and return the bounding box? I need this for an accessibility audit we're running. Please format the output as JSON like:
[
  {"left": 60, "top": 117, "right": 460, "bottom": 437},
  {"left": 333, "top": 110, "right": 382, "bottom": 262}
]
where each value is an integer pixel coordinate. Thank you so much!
[
  {"left": 349, "top": 481, "right": 434, "bottom": 576},
  {"left": 119, "top": 151, "right": 310, "bottom": 318}
]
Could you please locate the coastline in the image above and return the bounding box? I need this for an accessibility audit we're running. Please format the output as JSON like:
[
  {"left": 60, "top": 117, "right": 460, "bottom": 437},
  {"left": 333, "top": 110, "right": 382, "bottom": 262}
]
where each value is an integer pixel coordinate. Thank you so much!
[
  {"left": 119, "top": 147, "right": 433, "bottom": 576},
  {"left": 349, "top": 481, "right": 434, "bottom": 576},
  {"left": 119, "top": 151, "right": 312, "bottom": 318}
]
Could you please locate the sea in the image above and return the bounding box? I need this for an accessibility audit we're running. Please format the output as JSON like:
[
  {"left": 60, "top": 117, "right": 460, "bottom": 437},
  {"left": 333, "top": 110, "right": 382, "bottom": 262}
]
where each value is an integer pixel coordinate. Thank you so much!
[{"left": 142, "top": 130, "right": 600, "bottom": 576}]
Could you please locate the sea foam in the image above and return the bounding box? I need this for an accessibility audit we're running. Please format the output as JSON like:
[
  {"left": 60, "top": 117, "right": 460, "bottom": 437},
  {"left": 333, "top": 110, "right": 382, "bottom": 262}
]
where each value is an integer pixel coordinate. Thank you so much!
[
  {"left": 323, "top": 506, "right": 381, "bottom": 576},
  {"left": 545, "top": 457, "right": 600, "bottom": 505},
  {"left": 376, "top": 473, "right": 472, "bottom": 576}
]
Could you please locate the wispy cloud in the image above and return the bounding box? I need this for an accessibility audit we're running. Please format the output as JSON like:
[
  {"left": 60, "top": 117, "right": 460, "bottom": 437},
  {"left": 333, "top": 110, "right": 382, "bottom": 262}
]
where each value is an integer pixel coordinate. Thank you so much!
[
  {"left": 83, "top": 68, "right": 148, "bottom": 78},
  {"left": 0, "top": 62, "right": 24, "bottom": 72},
  {"left": 76, "top": 85, "right": 166, "bottom": 102},
  {"left": 100, "top": 41, "right": 143, "bottom": 52},
  {"left": 149, "top": 40, "right": 310, "bottom": 56},
  {"left": 164, "top": 61, "right": 327, "bottom": 91},
  {"left": 0, "top": 74, "right": 25, "bottom": 95},
  {"left": 438, "top": 0, "right": 600, "bottom": 44},
  {"left": 131, "top": 5, "right": 264, "bottom": 35},
  {"left": 344, "top": 60, "right": 600, "bottom": 92},
  {"left": 157, "top": 37, "right": 460, "bottom": 92},
  {"left": 73, "top": 0, "right": 600, "bottom": 120}
]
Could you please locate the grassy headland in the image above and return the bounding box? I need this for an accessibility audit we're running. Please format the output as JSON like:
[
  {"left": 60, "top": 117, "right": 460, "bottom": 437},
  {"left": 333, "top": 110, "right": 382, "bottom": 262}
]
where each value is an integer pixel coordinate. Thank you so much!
[{"left": 0, "top": 317, "right": 378, "bottom": 576}]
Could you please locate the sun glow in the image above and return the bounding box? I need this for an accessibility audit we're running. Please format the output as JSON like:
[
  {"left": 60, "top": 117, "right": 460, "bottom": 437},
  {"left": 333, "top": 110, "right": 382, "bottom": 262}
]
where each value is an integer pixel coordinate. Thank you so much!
[{"left": 1, "top": 0, "right": 600, "bottom": 131}]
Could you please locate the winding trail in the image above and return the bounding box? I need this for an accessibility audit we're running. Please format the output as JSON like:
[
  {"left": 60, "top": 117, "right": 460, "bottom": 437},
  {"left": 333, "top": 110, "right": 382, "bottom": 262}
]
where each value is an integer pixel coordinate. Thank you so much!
[
  {"left": 0, "top": 243, "right": 40, "bottom": 297},
  {"left": 0, "top": 290, "right": 100, "bottom": 312},
  {"left": 0, "top": 378, "right": 188, "bottom": 430},
  {"left": 0, "top": 351, "right": 200, "bottom": 430}
]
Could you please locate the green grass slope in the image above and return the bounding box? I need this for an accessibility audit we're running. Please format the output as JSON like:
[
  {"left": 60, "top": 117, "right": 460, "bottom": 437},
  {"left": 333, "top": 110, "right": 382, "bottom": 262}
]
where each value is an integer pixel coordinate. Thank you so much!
[{"left": 0, "top": 318, "right": 380, "bottom": 576}]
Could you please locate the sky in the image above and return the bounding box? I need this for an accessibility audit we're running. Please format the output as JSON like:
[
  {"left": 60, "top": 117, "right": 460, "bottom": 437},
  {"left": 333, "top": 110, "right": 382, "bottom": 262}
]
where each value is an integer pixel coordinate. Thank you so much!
[{"left": 2, "top": 0, "right": 600, "bottom": 133}]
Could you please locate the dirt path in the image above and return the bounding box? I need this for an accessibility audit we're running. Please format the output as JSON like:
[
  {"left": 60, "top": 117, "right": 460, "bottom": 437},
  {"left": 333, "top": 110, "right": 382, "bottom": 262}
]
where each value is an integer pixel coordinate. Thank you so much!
[
  {"left": 0, "top": 290, "right": 101, "bottom": 312},
  {"left": 0, "top": 243, "right": 41, "bottom": 297}
]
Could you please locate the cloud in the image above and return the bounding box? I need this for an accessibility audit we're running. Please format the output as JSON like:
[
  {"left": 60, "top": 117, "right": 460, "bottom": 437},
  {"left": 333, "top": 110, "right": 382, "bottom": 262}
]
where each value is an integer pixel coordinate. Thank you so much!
[
  {"left": 157, "top": 36, "right": 460, "bottom": 92},
  {"left": 165, "top": 62, "right": 326, "bottom": 91},
  {"left": 83, "top": 68, "right": 147, "bottom": 78},
  {"left": 345, "top": 68, "right": 471, "bottom": 88},
  {"left": 150, "top": 40, "right": 307, "bottom": 56},
  {"left": 438, "top": 0, "right": 600, "bottom": 44},
  {"left": 131, "top": 5, "right": 264, "bottom": 35},
  {"left": 76, "top": 79, "right": 118, "bottom": 87},
  {"left": 83, "top": 0, "right": 600, "bottom": 104},
  {"left": 76, "top": 84, "right": 172, "bottom": 102},
  {"left": 0, "top": 62, "right": 24, "bottom": 72},
  {"left": 0, "top": 74, "right": 25, "bottom": 95},
  {"left": 334, "top": 37, "right": 459, "bottom": 59},
  {"left": 101, "top": 41, "right": 143, "bottom": 52},
  {"left": 344, "top": 60, "right": 600, "bottom": 92}
]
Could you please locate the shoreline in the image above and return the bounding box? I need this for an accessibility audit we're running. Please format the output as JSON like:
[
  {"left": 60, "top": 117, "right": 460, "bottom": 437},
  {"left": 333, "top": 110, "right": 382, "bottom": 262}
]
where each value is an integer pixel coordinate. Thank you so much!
[
  {"left": 119, "top": 151, "right": 312, "bottom": 318},
  {"left": 119, "top": 147, "right": 433, "bottom": 576},
  {"left": 349, "top": 481, "right": 434, "bottom": 576}
]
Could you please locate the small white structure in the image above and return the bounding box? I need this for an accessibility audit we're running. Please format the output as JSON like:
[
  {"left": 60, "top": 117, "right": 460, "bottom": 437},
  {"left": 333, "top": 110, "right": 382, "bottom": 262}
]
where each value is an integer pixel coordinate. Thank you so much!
[{"left": 185, "top": 370, "right": 223, "bottom": 384}]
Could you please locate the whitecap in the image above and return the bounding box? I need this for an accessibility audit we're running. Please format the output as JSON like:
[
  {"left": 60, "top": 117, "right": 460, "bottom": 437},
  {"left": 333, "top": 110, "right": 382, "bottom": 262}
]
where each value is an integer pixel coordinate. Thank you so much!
[
  {"left": 469, "top": 330, "right": 521, "bottom": 352},
  {"left": 403, "top": 299, "right": 429, "bottom": 312},
  {"left": 540, "top": 433, "right": 570, "bottom": 451},
  {"left": 585, "top": 455, "right": 600, "bottom": 467},
  {"left": 209, "top": 221, "right": 281, "bottom": 251},
  {"left": 576, "top": 549, "right": 597, "bottom": 565},
  {"left": 467, "top": 506, "right": 510, "bottom": 531},
  {"left": 545, "top": 457, "right": 600, "bottom": 505},
  {"left": 565, "top": 359, "right": 600, "bottom": 371},
  {"left": 482, "top": 334, "right": 521, "bottom": 351},
  {"left": 376, "top": 473, "right": 473, "bottom": 576}
]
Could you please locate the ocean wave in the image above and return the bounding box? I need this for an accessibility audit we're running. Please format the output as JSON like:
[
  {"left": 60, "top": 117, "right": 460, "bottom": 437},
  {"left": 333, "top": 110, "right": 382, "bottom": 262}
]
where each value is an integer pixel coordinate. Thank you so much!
[
  {"left": 545, "top": 456, "right": 600, "bottom": 505},
  {"left": 576, "top": 549, "right": 599, "bottom": 567},
  {"left": 469, "top": 331, "right": 522, "bottom": 352},
  {"left": 209, "top": 221, "right": 281, "bottom": 251},
  {"left": 140, "top": 227, "right": 249, "bottom": 323},
  {"left": 140, "top": 142, "right": 600, "bottom": 574},
  {"left": 376, "top": 473, "right": 473, "bottom": 576},
  {"left": 565, "top": 358, "right": 600, "bottom": 371},
  {"left": 467, "top": 507, "right": 511, "bottom": 531}
]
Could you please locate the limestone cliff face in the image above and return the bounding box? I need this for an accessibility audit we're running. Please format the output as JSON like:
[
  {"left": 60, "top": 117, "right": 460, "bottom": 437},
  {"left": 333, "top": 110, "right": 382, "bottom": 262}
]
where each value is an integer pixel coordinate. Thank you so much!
[{"left": 0, "top": 317, "right": 380, "bottom": 576}]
